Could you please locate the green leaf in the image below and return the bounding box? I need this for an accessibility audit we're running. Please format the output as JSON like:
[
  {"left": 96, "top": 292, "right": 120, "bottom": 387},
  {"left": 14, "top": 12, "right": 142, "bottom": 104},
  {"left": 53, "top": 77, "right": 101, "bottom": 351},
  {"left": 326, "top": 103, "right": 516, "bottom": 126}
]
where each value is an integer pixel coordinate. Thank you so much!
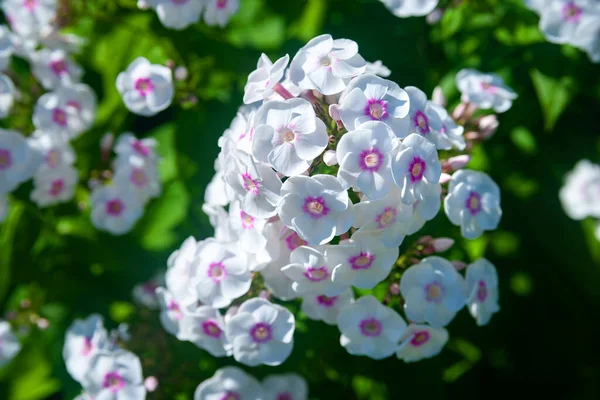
[
  {"left": 0, "top": 202, "right": 24, "bottom": 303},
  {"left": 150, "top": 123, "right": 178, "bottom": 183},
  {"left": 352, "top": 375, "right": 387, "bottom": 400},
  {"left": 109, "top": 301, "right": 136, "bottom": 323},
  {"left": 530, "top": 68, "right": 573, "bottom": 131},
  {"left": 439, "top": 6, "right": 465, "bottom": 40},
  {"left": 510, "top": 126, "right": 537, "bottom": 154},
  {"left": 289, "top": 0, "right": 327, "bottom": 42}
]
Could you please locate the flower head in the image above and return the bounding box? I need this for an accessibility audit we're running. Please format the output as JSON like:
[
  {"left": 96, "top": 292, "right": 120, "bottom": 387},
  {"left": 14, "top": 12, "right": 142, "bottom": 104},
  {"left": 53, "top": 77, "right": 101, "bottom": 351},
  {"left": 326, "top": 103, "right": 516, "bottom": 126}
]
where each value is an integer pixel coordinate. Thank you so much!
[
  {"left": 396, "top": 324, "right": 448, "bottom": 362},
  {"left": 244, "top": 53, "right": 290, "bottom": 104},
  {"left": 466, "top": 258, "right": 500, "bottom": 326},
  {"left": 63, "top": 314, "right": 108, "bottom": 384},
  {"left": 300, "top": 288, "right": 354, "bottom": 325},
  {"left": 194, "top": 366, "right": 262, "bottom": 400},
  {"left": 456, "top": 69, "right": 517, "bottom": 113}
]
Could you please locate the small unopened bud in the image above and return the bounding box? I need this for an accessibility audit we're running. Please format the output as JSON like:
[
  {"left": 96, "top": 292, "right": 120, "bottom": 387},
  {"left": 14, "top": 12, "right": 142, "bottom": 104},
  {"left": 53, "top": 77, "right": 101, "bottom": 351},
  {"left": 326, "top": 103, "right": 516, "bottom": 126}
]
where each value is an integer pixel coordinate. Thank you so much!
[
  {"left": 144, "top": 376, "right": 159, "bottom": 392},
  {"left": 165, "top": 59, "right": 175, "bottom": 69},
  {"left": 259, "top": 290, "right": 271, "bottom": 300},
  {"left": 432, "top": 238, "right": 454, "bottom": 252},
  {"left": 478, "top": 114, "right": 499, "bottom": 139},
  {"left": 36, "top": 318, "right": 50, "bottom": 330},
  {"left": 100, "top": 132, "right": 114, "bottom": 162},
  {"left": 137, "top": 0, "right": 151, "bottom": 10},
  {"left": 323, "top": 150, "right": 338, "bottom": 166},
  {"left": 446, "top": 155, "right": 470, "bottom": 171},
  {"left": 426, "top": 8, "right": 444, "bottom": 25},
  {"left": 465, "top": 131, "right": 480, "bottom": 140},
  {"left": 20, "top": 299, "right": 31, "bottom": 309},
  {"left": 439, "top": 172, "right": 452, "bottom": 184},
  {"left": 452, "top": 260, "right": 467, "bottom": 271},
  {"left": 417, "top": 235, "right": 433, "bottom": 245},
  {"left": 389, "top": 283, "right": 400, "bottom": 295},
  {"left": 174, "top": 66, "right": 188, "bottom": 81},
  {"left": 410, "top": 257, "right": 421, "bottom": 265},
  {"left": 432, "top": 86, "right": 446, "bottom": 107},
  {"left": 452, "top": 102, "right": 467, "bottom": 121}
]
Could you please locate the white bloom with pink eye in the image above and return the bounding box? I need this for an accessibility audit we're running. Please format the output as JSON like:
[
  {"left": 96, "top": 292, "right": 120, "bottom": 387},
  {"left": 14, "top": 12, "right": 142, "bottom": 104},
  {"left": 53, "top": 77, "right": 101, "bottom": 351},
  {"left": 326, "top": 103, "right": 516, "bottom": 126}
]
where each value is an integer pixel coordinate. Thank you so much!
[
  {"left": 338, "top": 74, "right": 410, "bottom": 137},
  {"left": 227, "top": 199, "right": 268, "bottom": 253},
  {"left": 404, "top": 86, "right": 443, "bottom": 142},
  {"left": 466, "top": 258, "right": 500, "bottom": 326},
  {"left": 194, "top": 366, "right": 263, "bottom": 400},
  {"left": 337, "top": 295, "right": 407, "bottom": 360},
  {"left": 0, "top": 73, "right": 15, "bottom": 118},
  {"left": 63, "top": 314, "right": 108, "bottom": 384},
  {"left": 278, "top": 174, "right": 355, "bottom": 245},
  {"left": 83, "top": 349, "right": 146, "bottom": 400},
  {"left": 113, "top": 157, "right": 161, "bottom": 204},
  {"left": 408, "top": 181, "right": 442, "bottom": 232},
  {"left": 30, "top": 164, "right": 77, "bottom": 207},
  {"left": 1, "top": 0, "right": 57, "bottom": 39},
  {"left": 0, "top": 320, "right": 21, "bottom": 368},
  {"left": 114, "top": 133, "right": 159, "bottom": 166},
  {"left": 456, "top": 69, "right": 517, "bottom": 113},
  {"left": 428, "top": 103, "right": 466, "bottom": 151},
  {"left": 396, "top": 324, "right": 448, "bottom": 362},
  {"left": 132, "top": 273, "right": 164, "bottom": 309},
  {"left": 253, "top": 98, "right": 328, "bottom": 177},
  {"left": 30, "top": 49, "right": 83, "bottom": 89},
  {"left": 392, "top": 133, "right": 442, "bottom": 208},
  {"left": 191, "top": 238, "right": 252, "bottom": 308},
  {"left": 224, "top": 149, "right": 282, "bottom": 218},
  {"left": 444, "top": 169, "right": 502, "bottom": 239},
  {"left": 116, "top": 57, "right": 174, "bottom": 116},
  {"left": 165, "top": 236, "right": 200, "bottom": 307},
  {"left": 156, "top": 287, "right": 189, "bottom": 338},
  {"left": 148, "top": 0, "right": 204, "bottom": 30},
  {"left": 400, "top": 256, "right": 467, "bottom": 327},
  {"left": 244, "top": 53, "right": 290, "bottom": 104},
  {"left": 0, "top": 26, "right": 14, "bottom": 71},
  {"left": 0, "top": 128, "right": 42, "bottom": 194},
  {"left": 90, "top": 182, "right": 144, "bottom": 235},
  {"left": 222, "top": 105, "right": 257, "bottom": 155},
  {"left": 353, "top": 186, "right": 413, "bottom": 248},
  {"left": 203, "top": 0, "right": 240, "bottom": 27},
  {"left": 262, "top": 373, "right": 308, "bottom": 400},
  {"left": 226, "top": 298, "right": 295, "bottom": 366},
  {"left": 301, "top": 287, "right": 354, "bottom": 325},
  {"left": 282, "top": 245, "right": 347, "bottom": 296},
  {"left": 336, "top": 120, "right": 396, "bottom": 200},
  {"left": 0, "top": 195, "right": 8, "bottom": 223},
  {"left": 28, "top": 131, "right": 75, "bottom": 170},
  {"left": 33, "top": 82, "right": 97, "bottom": 140},
  {"left": 181, "top": 304, "right": 232, "bottom": 357},
  {"left": 289, "top": 34, "right": 367, "bottom": 95},
  {"left": 559, "top": 159, "right": 600, "bottom": 220},
  {"left": 538, "top": 0, "right": 600, "bottom": 45},
  {"left": 573, "top": 15, "right": 600, "bottom": 63},
  {"left": 379, "top": 0, "right": 440, "bottom": 17},
  {"left": 329, "top": 233, "right": 398, "bottom": 289},
  {"left": 365, "top": 60, "right": 391, "bottom": 77}
]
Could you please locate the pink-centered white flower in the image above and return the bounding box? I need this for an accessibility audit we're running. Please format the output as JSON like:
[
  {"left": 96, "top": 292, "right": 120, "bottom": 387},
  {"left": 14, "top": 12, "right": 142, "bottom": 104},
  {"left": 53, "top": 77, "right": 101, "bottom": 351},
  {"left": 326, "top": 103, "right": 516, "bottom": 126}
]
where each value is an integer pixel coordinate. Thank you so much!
[
  {"left": 379, "top": 0, "right": 440, "bottom": 17},
  {"left": 203, "top": 0, "right": 240, "bottom": 27},
  {"left": 400, "top": 256, "right": 467, "bottom": 327},
  {"left": 1, "top": 0, "right": 57, "bottom": 39},
  {"left": 194, "top": 366, "right": 263, "bottom": 400},
  {"left": 0, "top": 128, "right": 41, "bottom": 194},
  {"left": 253, "top": 98, "right": 328, "bottom": 176},
  {"left": 466, "top": 258, "right": 500, "bottom": 326},
  {"left": 444, "top": 169, "right": 502, "bottom": 239},
  {"left": 30, "top": 49, "right": 83, "bottom": 89},
  {"left": 226, "top": 298, "right": 295, "bottom": 366},
  {"left": 336, "top": 120, "right": 396, "bottom": 199},
  {"left": 262, "top": 374, "right": 308, "bottom": 400},
  {"left": 429, "top": 103, "right": 466, "bottom": 151},
  {"left": 559, "top": 159, "right": 600, "bottom": 220},
  {"left": 278, "top": 174, "right": 355, "bottom": 245},
  {"left": 282, "top": 245, "right": 347, "bottom": 296},
  {"left": 0, "top": 73, "right": 15, "bottom": 118},
  {"left": 147, "top": 0, "right": 204, "bottom": 30},
  {"left": 181, "top": 304, "right": 232, "bottom": 357},
  {"left": 328, "top": 233, "right": 399, "bottom": 289},
  {"left": 396, "top": 324, "right": 448, "bottom": 362},
  {"left": 456, "top": 69, "right": 517, "bottom": 113},
  {"left": 165, "top": 236, "right": 200, "bottom": 307},
  {"left": 116, "top": 57, "right": 174, "bottom": 116},
  {"left": 338, "top": 74, "right": 410, "bottom": 137},
  {"left": 30, "top": 164, "right": 77, "bottom": 207},
  {"left": 404, "top": 86, "right": 443, "bottom": 143},
  {"left": 0, "top": 320, "right": 21, "bottom": 368},
  {"left": 28, "top": 130, "right": 75, "bottom": 170},
  {"left": 83, "top": 349, "right": 146, "bottom": 400},
  {"left": 114, "top": 133, "right": 159, "bottom": 166},
  {"left": 289, "top": 34, "right": 366, "bottom": 95},
  {"left": 113, "top": 157, "right": 161, "bottom": 204},
  {"left": 538, "top": 0, "right": 600, "bottom": 45},
  {"left": 191, "top": 238, "right": 252, "bottom": 308},
  {"left": 227, "top": 199, "right": 268, "bottom": 254},
  {"left": 337, "top": 295, "right": 407, "bottom": 359},
  {"left": 244, "top": 53, "right": 290, "bottom": 104},
  {"left": 156, "top": 287, "right": 188, "bottom": 338},
  {"left": 301, "top": 287, "right": 354, "bottom": 325},
  {"left": 63, "top": 314, "right": 108, "bottom": 384},
  {"left": 90, "top": 182, "right": 144, "bottom": 235}
]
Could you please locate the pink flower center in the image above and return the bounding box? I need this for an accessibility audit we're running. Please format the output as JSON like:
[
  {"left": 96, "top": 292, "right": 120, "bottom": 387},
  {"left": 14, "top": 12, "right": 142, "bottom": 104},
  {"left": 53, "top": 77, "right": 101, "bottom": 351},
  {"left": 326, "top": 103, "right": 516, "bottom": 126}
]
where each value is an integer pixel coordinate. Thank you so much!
[
  {"left": 130, "top": 168, "right": 148, "bottom": 188},
  {"left": 476, "top": 280, "right": 487, "bottom": 302},
  {"left": 216, "top": 0, "right": 229, "bottom": 9},
  {"left": 171, "top": 0, "right": 190, "bottom": 4},
  {"left": 425, "top": 282, "right": 444, "bottom": 303},
  {"left": 276, "top": 394, "right": 293, "bottom": 400},
  {"left": 304, "top": 266, "right": 328, "bottom": 282},
  {"left": 50, "top": 59, "right": 68, "bottom": 76},
  {"left": 103, "top": 371, "right": 125, "bottom": 393},
  {"left": 134, "top": 77, "right": 154, "bottom": 96},
  {"left": 81, "top": 337, "right": 93, "bottom": 356},
  {"left": 465, "top": 191, "right": 482, "bottom": 215},
  {"left": 53, "top": 108, "right": 68, "bottom": 127},
  {"left": 23, "top": 0, "right": 38, "bottom": 11},
  {"left": 240, "top": 211, "right": 254, "bottom": 229},
  {"left": 408, "top": 157, "right": 426, "bottom": 182},
  {"left": 132, "top": 140, "right": 150, "bottom": 157},
  {"left": 250, "top": 322, "right": 272, "bottom": 343},
  {"left": 358, "top": 148, "right": 383, "bottom": 172},
  {"left": 0, "top": 149, "right": 12, "bottom": 170},
  {"left": 168, "top": 300, "right": 182, "bottom": 320},
  {"left": 480, "top": 81, "right": 497, "bottom": 94},
  {"left": 46, "top": 149, "right": 61, "bottom": 168},
  {"left": 410, "top": 330, "right": 430, "bottom": 347},
  {"left": 279, "top": 127, "right": 295, "bottom": 143},
  {"left": 303, "top": 196, "right": 329, "bottom": 219},
  {"left": 349, "top": 252, "right": 375, "bottom": 270},
  {"left": 359, "top": 318, "right": 382, "bottom": 337},
  {"left": 106, "top": 198, "right": 125, "bottom": 216},
  {"left": 208, "top": 261, "right": 227, "bottom": 281},
  {"left": 364, "top": 99, "right": 388, "bottom": 120},
  {"left": 221, "top": 392, "right": 240, "bottom": 400},
  {"left": 414, "top": 110, "right": 429, "bottom": 135},
  {"left": 285, "top": 231, "right": 307, "bottom": 251},
  {"left": 202, "top": 320, "right": 223, "bottom": 338},
  {"left": 375, "top": 206, "right": 397, "bottom": 229},
  {"left": 316, "top": 295, "right": 338, "bottom": 307},
  {"left": 562, "top": 2, "right": 582, "bottom": 23},
  {"left": 49, "top": 179, "right": 65, "bottom": 197},
  {"left": 241, "top": 173, "right": 259, "bottom": 194}
]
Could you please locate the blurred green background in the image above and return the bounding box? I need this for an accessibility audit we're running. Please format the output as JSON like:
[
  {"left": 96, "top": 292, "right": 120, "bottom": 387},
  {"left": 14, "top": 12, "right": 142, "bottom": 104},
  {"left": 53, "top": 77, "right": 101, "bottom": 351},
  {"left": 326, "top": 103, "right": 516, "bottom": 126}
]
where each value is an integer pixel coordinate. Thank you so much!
[{"left": 1, "top": 0, "right": 600, "bottom": 398}]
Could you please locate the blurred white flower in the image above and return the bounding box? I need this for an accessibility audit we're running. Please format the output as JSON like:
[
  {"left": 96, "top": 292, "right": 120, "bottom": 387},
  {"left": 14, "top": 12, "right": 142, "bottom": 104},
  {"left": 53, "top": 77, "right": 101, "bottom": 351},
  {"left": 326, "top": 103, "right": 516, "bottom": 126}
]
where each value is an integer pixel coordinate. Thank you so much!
[
  {"left": 0, "top": 128, "right": 41, "bottom": 194},
  {"left": 63, "top": 314, "right": 108, "bottom": 384},
  {"left": 559, "top": 159, "right": 600, "bottom": 220},
  {"left": 466, "top": 258, "right": 500, "bottom": 326},
  {"left": 0, "top": 320, "right": 21, "bottom": 368},
  {"left": 148, "top": 0, "right": 204, "bottom": 30},
  {"left": 301, "top": 288, "right": 354, "bottom": 325},
  {"left": 194, "top": 366, "right": 262, "bottom": 400},
  {"left": 456, "top": 69, "right": 517, "bottom": 113},
  {"left": 30, "top": 49, "right": 83, "bottom": 89},
  {"left": 0, "top": 73, "right": 15, "bottom": 118},
  {"left": 396, "top": 324, "right": 448, "bottom": 362},
  {"left": 83, "top": 349, "right": 146, "bottom": 400},
  {"left": 30, "top": 164, "right": 78, "bottom": 207},
  {"left": 90, "top": 182, "right": 144, "bottom": 235},
  {"left": 203, "top": 0, "right": 240, "bottom": 27},
  {"left": 379, "top": 0, "right": 439, "bottom": 17},
  {"left": 262, "top": 374, "right": 308, "bottom": 400}
]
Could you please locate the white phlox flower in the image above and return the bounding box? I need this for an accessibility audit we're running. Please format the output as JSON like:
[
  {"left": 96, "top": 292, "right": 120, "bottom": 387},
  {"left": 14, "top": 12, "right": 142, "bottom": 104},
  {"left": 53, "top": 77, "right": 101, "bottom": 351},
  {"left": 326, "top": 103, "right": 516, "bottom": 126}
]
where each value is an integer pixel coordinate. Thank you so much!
[
  {"left": 301, "top": 287, "right": 354, "bottom": 325},
  {"left": 0, "top": 26, "right": 14, "bottom": 71},
  {"left": 364, "top": 60, "right": 391, "bottom": 77},
  {"left": 63, "top": 314, "right": 108, "bottom": 384},
  {"left": 30, "top": 164, "right": 78, "bottom": 207},
  {"left": 181, "top": 304, "right": 232, "bottom": 357},
  {"left": 227, "top": 199, "right": 268, "bottom": 254},
  {"left": 282, "top": 245, "right": 347, "bottom": 296},
  {"left": 203, "top": 0, "right": 240, "bottom": 27},
  {"left": 262, "top": 373, "right": 308, "bottom": 400},
  {"left": 90, "top": 182, "right": 145, "bottom": 235},
  {"left": 538, "top": 0, "right": 600, "bottom": 45},
  {"left": 148, "top": 0, "right": 204, "bottom": 30},
  {"left": 156, "top": 287, "right": 189, "bottom": 338},
  {"left": 222, "top": 106, "right": 257, "bottom": 155},
  {"left": 404, "top": 86, "right": 443, "bottom": 142},
  {"left": 396, "top": 323, "right": 448, "bottom": 362},
  {"left": 83, "top": 349, "right": 146, "bottom": 400},
  {"left": 28, "top": 130, "right": 75, "bottom": 170},
  {"left": 0, "top": 128, "right": 42, "bottom": 194},
  {"left": 456, "top": 69, "right": 517, "bottom": 113},
  {"left": 30, "top": 49, "right": 83, "bottom": 89},
  {"left": 428, "top": 103, "right": 466, "bottom": 151},
  {"left": 559, "top": 159, "right": 600, "bottom": 220},
  {"left": 114, "top": 133, "right": 159, "bottom": 166},
  {"left": 165, "top": 236, "right": 200, "bottom": 307},
  {"left": 244, "top": 53, "right": 290, "bottom": 104},
  {"left": 113, "top": 156, "right": 161, "bottom": 204},
  {"left": 466, "top": 258, "right": 500, "bottom": 326},
  {"left": 1, "top": 0, "right": 57, "bottom": 40},
  {"left": 194, "top": 366, "right": 263, "bottom": 400},
  {"left": 132, "top": 274, "right": 164, "bottom": 309}
]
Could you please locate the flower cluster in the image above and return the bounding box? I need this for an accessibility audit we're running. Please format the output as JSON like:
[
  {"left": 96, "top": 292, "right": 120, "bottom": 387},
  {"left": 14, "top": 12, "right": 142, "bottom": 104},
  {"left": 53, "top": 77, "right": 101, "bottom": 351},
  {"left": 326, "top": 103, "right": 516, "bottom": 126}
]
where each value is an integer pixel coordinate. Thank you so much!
[
  {"left": 151, "top": 33, "right": 507, "bottom": 368},
  {"left": 559, "top": 159, "right": 600, "bottom": 241},
  {"left": 63, "top": 314, "right": 147, "bottom": 399},
  {"left": 194, "top": 367, "right": 308, "bottom": 400},
  {"left": 138, "top": 0, "right": 240, "bottom": 30},
  {"left": 525, "top": 0, "right": 600, "bottom": 63}
]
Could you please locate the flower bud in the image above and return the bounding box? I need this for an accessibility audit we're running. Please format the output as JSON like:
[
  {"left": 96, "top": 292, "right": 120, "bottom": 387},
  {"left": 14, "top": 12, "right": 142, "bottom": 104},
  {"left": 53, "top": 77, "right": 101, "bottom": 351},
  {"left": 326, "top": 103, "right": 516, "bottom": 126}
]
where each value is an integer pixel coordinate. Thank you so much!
[
  {"left": 432, "top": 238, "right": 454, "bottom": 252},
  {"left": 144, "top": 376, "right": 159, "bottom": 392},
  {"left": 36, "top": 318, "right": 50, "bottom": 330},
  {"left": 323, "top": 150, "right": 338, "bottom": 166},
  {"left": 165, "top": 59, "right": 176, "bottom": 69},
  {"left": 478, "top": 114, "right": 499, "bottom": 139},
  {"left": 389, "top": 283, "right": 400, "bottom": 295},
  {"left": 452, "top": 260, "right": 467, "bottom": 271},
  {"left": 100, "top": 132, "right": 114, "bottom": 162},
  {"left": 174, "top": 66, "right": 188, "bottom": 81},
  {"left": 446, "top": 155, "right": 470, "bottom": 171},
  {"left": 426, "top": 8, "right": 444, "bottom": 25},
  {"left": 439, "top": 172, "right": 452, "bottom": 184},
  {"left": 432, "top": 86, "right": 446, "bottom": 107}
]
